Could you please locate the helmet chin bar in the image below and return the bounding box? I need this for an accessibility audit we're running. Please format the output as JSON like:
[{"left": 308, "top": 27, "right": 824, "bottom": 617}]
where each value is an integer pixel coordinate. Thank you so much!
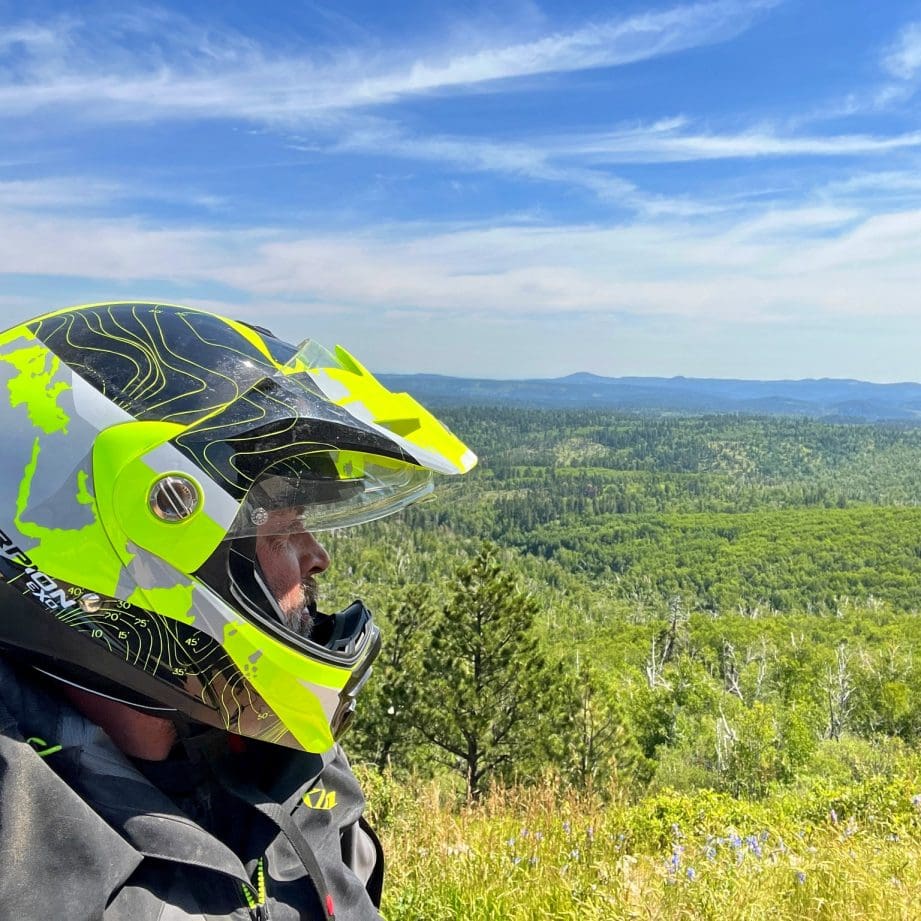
[
  {"left": 224, "top": 537, "right": 382, "bottom": 741},
  {"left": 29, "top": 612, "right": 375, "bottom": 739}
]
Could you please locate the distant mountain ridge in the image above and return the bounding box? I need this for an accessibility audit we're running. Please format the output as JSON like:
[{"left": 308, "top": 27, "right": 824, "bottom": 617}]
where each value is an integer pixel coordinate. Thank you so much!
[{"left": 377, "top": 372, "right": 921, "bottom": 421}]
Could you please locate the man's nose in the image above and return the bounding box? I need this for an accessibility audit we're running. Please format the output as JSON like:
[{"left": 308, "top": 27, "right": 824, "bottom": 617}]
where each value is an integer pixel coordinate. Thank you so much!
[{"left": 296, "top": 531, "right": 330, "bottom": 576}]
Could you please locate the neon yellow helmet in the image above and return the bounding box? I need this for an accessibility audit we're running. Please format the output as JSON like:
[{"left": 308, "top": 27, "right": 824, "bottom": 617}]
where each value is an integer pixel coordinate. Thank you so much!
[{"left": 0, "top": 302, "right": 475, "bottom": 752}]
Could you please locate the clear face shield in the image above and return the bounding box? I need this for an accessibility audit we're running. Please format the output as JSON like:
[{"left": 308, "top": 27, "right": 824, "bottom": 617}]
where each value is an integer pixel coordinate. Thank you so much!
[
  {"left": 227, "top": 451, "right": 434, "bottom": 540},
  {"left": 217, "top": 450, "right": 430, "bottom": 679}
]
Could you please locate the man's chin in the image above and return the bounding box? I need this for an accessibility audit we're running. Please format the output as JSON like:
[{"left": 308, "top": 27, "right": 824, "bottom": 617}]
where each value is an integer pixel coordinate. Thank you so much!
[
  {"left": 286, "top": 604, "right": 315, "bottom": 639},
  {"left": 275, "top": 580, "right": 320, "bottom": 637}
]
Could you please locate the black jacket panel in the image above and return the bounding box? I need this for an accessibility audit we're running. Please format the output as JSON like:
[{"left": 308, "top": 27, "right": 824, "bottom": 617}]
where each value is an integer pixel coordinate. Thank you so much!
[{"left": 0, "top": 661, "right": 383, "bottom": 921}]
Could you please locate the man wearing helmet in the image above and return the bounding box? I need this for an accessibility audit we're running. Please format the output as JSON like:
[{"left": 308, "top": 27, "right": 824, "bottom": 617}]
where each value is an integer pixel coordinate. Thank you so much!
[{"left": 0, "top": 302, "right": 476, "bottom": 920}]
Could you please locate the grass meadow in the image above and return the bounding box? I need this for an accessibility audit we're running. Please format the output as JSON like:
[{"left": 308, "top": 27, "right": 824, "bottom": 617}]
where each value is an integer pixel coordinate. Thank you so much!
[{"left": 360, "top": 769, "right": 921, "bottom": 920}]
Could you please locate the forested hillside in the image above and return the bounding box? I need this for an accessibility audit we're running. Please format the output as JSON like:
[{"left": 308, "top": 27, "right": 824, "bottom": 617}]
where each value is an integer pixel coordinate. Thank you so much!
[
  {"left": 332, "top": 409, "right": 921, "bottom": 615},
  {"left": 323, "top": 410, "right": 921, "bottom": 794},
  {"left": 331, "top": 408, "right": 921, "bottom": 917}
]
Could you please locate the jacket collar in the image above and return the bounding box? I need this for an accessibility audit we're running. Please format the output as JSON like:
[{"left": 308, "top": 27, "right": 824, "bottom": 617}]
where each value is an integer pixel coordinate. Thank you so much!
[{"left": 0, "top": 659, "right": 252, "bottom": 884}]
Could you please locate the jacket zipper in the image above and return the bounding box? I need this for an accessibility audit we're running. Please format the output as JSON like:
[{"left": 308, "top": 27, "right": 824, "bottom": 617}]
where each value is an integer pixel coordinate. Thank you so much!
[{"left": 242, "top": 857, "right": 269, "bottom": 921}]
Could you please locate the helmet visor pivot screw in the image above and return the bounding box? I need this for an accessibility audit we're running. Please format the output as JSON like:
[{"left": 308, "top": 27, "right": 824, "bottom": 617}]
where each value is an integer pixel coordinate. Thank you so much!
[{"left": 149, "top": 476, "right": 200, "bottom": 521}]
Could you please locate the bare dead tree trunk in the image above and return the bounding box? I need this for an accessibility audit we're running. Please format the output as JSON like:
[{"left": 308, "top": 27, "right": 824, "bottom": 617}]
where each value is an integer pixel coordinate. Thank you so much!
[{"left": 824, "top": 644, "right": 854, "bottom": 741}]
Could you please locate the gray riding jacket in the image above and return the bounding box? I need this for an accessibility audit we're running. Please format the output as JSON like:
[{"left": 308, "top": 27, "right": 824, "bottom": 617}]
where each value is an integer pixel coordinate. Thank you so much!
[{"left": 0, "top": 661, "right": 384, "bottom": 920}]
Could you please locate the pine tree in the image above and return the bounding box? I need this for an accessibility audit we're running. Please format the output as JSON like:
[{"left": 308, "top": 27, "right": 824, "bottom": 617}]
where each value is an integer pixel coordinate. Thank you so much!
[
  {"left": 558, "top": 663, "right": 646, "bottom": 793},
  {"left": 413, "top": 543, "right": 565, "bottom": 801},
  {"left": 349, "top": 583, "right": 437, "bottom": 771}
]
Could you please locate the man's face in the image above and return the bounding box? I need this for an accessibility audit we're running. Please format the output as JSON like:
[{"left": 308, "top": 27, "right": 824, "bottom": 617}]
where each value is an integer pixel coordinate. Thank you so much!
[{"left": 255, "top": 514, "right": 331, "bottom": 637}]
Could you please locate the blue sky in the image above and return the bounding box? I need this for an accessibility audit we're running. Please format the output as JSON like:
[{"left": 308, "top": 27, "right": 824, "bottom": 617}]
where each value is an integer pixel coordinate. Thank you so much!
[{"left": 3, "top": 1, "right": 921, "bottom": 380}]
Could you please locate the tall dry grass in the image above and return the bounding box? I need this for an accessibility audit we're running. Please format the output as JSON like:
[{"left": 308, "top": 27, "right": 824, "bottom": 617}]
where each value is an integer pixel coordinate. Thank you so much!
[{"left": 357, "top": 770, "right": 921, "bottom": 920}]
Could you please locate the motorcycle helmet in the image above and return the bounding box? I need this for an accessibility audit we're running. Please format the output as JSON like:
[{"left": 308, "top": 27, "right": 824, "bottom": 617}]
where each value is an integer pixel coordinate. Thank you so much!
[{"left": 0, "top": 302, "right": 475, "bottom": 753}]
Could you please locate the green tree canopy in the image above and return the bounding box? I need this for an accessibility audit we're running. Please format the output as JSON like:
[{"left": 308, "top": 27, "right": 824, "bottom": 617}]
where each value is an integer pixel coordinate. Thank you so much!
[{"left": 414, "top": 543, "right": 568, "bottom": 800}]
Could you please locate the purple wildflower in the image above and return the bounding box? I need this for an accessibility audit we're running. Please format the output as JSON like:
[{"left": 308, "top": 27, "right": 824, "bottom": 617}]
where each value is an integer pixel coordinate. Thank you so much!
[{"left": 668, "top": 846, "right": 683, "bottom": 873}]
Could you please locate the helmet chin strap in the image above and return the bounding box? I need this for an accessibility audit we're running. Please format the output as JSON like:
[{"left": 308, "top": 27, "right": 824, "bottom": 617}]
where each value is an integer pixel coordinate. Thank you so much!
[
  {"left": 32, "top": 666, "right": 229, "bottom": 749},
  {"left": 228, "top": 537, "right": 292, "bottom": 626}
]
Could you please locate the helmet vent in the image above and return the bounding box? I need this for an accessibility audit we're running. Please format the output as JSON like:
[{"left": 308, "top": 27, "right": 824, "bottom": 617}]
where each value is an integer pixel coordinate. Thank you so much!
[{"left": 149, "top": 475, "right": 200, "bottom": 521}]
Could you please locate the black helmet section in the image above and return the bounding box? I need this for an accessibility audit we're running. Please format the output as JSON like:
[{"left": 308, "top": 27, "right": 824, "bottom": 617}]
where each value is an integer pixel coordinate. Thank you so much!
[
  {"left": 171, "top": 373, "right": 416, "bottom": 503},
  {"left": 27, "top": 302, "right": 295, "bottom": 425},
  {"left": 0, "top": 547, "right": 295, "bottom": 740}
]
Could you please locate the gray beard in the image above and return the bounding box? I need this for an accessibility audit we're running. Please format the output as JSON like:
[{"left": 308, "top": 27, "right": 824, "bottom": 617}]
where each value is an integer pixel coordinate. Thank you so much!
[{"left": 281, "top": 576, "right": 319, "bottom": 638}]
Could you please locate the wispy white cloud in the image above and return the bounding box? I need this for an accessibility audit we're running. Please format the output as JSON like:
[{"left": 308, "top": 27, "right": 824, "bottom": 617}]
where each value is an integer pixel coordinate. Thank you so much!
[
  {"left": 316, "top": 121, "right": 642, "bottom": 204},
  {"left": 883, "top": 21, "right": 921, "bottom": 80},
  {"left": 818, "top": 169, "right": 921, "bottom": 202},
  {"left": 568, "top": 123, "right": 921, "bottom": 162},
  {"left": 309, "top": 116, "right": 921, "bottom": 216},
  {"left": 0, "top": 178, "right": 124, "bottom": 209},
  {"left": 0, "top": 1, "right": 778, "bottom": 123},
  {"left": 0, "top": 176, "right": 229, "bottom": 214},
  {"left": 3, "top": 193, "right": 921, "bottom": 335},
  {"left": 350, "top": 0, "right": 779, "bottom": 98},
  {"left": 723, "top": 206, "right": 859, "bottom": 241}
]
